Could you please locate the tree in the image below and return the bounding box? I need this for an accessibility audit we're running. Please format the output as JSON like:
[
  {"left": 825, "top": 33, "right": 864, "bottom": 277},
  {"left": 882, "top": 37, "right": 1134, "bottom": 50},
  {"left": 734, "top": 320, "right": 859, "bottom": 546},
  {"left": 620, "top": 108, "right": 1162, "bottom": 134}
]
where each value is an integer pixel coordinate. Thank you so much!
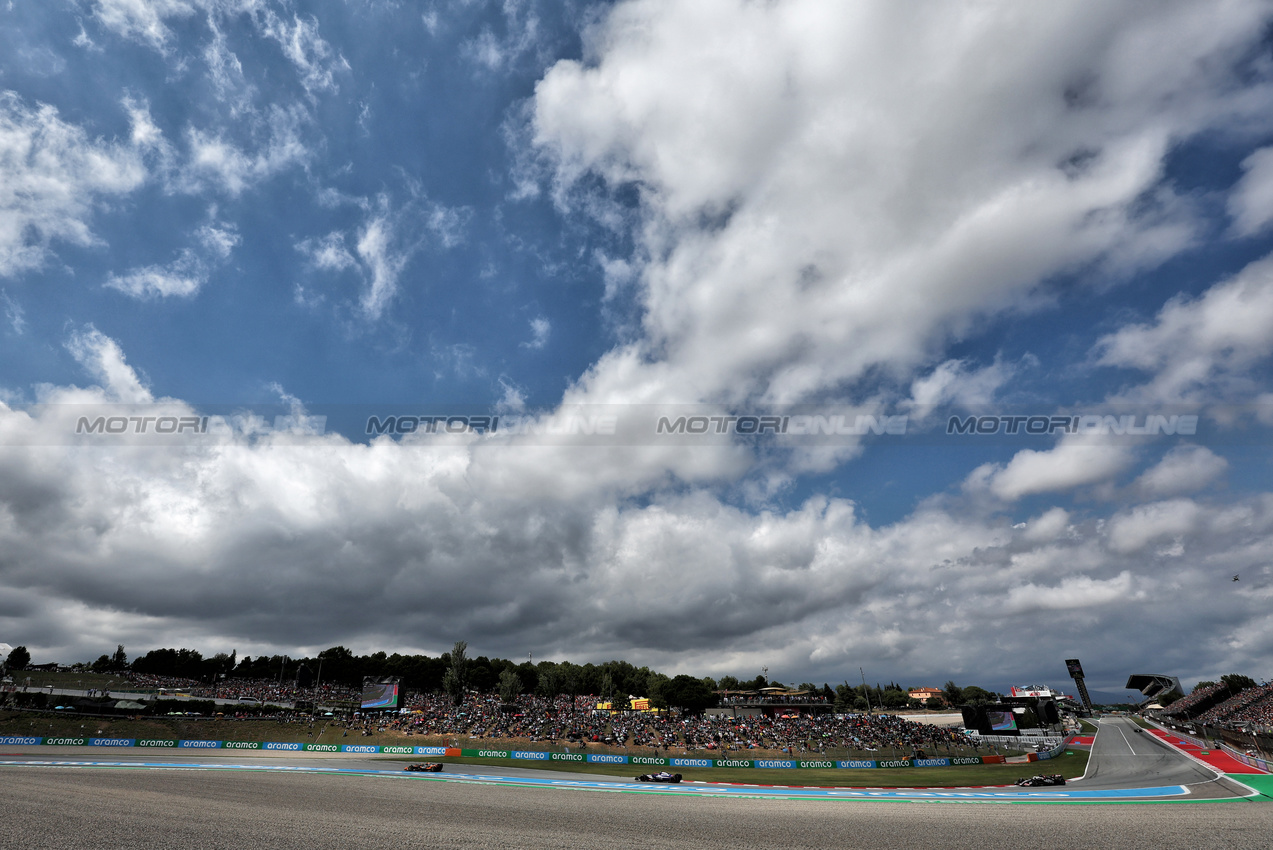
[
  {"left": 961, "top": 685, "right": 994, "bottom": 706},
  {"left": 881, "top": 689, "right": 908, "bottom": 708},
  {"left": 942, "top": 680, "right": 964, "bottom": 706},
  {"left": 442, "top": 641, "right": 470, "bottom": 705},
  {"left": 91, "top": 654, "right": 112, "bottom": 672},
  {"left": 497, "top": 668, "right": 522, "bottom": 704},
  {"left": 1221, "top": 674, "right": 1258, "bottom": 694},
  {"left": 112, "top": 645, "right": 128, "bottom": 669},
  {"left": 6, "top": 646, "right": 30, "bottom": 671},
  {"left": 660, "top": 674, "right": 718, "bottom": 714}
]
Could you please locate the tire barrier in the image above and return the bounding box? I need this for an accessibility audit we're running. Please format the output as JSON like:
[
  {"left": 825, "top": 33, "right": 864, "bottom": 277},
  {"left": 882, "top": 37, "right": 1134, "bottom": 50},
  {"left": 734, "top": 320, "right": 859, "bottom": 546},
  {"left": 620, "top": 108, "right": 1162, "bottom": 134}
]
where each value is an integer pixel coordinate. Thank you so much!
[{"left": 0, "top": 736, "right": 1006, "bottom": 768}]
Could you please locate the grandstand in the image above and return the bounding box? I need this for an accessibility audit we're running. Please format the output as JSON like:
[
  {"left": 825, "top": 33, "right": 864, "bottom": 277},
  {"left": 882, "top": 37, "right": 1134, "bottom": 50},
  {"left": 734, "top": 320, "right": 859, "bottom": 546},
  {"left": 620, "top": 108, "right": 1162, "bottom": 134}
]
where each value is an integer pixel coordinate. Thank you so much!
[{"left": 1125, "top": 673, "right": 1182, "bottom": 708}]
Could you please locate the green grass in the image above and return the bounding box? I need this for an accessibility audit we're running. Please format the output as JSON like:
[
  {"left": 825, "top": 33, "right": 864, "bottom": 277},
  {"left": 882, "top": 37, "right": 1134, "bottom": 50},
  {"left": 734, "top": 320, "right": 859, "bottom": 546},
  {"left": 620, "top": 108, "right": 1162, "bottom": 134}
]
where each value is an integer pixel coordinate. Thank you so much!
[{"left": 1078, "top": 719, "right": 1098, "bottom": 734}]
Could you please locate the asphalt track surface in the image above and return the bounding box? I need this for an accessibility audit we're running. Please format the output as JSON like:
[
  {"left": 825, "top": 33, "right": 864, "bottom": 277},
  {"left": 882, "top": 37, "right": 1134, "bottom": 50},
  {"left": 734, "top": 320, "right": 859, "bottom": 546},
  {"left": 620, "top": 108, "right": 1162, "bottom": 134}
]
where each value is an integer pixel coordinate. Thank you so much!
[{"left": 4, "top": 718, "right": 1270, "bottom": 849}]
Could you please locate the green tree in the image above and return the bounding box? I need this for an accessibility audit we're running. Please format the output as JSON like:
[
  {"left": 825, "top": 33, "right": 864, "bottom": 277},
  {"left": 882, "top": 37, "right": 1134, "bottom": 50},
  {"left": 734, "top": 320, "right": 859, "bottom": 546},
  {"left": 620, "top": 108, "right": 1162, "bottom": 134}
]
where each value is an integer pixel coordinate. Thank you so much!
[
  {"left": 497, "top": 668, "right": 522, "bottom": 704},
  {"left": 942, "top": 680, "right": 964, "bottom": 706},
  {"left": 112, "top": 644, "right": 128, "bottom": 669},
  {"left": 661, "top": 674, "right": 718, "bottom": 714},
  {"left": 1221, "top": 674, "right": 1258, "bottom": 694},
  {"left": 442, "top": 641, "right": 470, "bottom": 705},
  {"left": 6, "top": 645, "right": 31, "bottom": 671},
  {"left": 881, "top": 689, "right": 908, "bottom": 708},
  {"left": 961, "top": 685, "right": 995, "bottom": 706}
]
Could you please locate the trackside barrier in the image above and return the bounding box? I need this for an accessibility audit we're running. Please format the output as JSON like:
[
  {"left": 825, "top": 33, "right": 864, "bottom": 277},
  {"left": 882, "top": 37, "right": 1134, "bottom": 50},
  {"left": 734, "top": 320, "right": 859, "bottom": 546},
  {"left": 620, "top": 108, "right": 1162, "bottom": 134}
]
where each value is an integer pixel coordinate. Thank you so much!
[
  {"left": 1219, "top": 744, "right": 1271, "bottom": 773},
  {"left": 15, "top": 737, "right": 1020, "bottom": 769}
]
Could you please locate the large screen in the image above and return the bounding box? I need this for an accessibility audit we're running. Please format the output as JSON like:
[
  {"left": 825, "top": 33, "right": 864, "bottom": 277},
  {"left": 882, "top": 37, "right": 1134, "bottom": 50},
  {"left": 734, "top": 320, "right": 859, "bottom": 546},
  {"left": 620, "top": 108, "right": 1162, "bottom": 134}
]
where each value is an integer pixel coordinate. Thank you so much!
[
  {"left": 361, "top": 677, "right": 399, "bottom": 710},
  {"left": 987, "top": 709, "right": 1018, "bottom": 732},
  {"left": 1065, "top": 658, "right": 1085, "bottom": 678}
]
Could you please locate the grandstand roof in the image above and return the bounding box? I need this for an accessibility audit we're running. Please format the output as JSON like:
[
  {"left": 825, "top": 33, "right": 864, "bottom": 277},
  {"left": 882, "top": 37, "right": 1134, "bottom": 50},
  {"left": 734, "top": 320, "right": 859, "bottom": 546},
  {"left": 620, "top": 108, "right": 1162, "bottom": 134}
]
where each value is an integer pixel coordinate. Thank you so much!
[{"left": 1126, "top": 673, "right": 1183, "bottom": 702}]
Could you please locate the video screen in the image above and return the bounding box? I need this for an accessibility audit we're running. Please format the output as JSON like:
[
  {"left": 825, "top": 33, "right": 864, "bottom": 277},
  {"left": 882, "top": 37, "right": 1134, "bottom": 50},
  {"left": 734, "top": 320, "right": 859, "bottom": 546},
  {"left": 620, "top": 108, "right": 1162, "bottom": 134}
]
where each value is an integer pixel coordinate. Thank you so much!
[
  {"left": 1065, "top": 658, "right": 1084, "bottom": 677},
  {"left": 361, "top": 678, "right": 399, "bottom": 710},
  {"left": 987, "top": 710, "right": 1017, "bottom": 732}
]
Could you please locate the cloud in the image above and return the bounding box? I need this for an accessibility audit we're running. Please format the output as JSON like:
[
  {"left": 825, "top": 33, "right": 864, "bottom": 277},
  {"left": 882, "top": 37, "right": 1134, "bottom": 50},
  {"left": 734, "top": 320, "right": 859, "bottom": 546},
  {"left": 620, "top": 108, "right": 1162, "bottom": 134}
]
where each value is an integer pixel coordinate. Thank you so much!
[
  {"left": 0, "top": 92, "right": 148, "bottom": 278},
  {"left": 522, "top": 316, "right": 551, "bottom": 349},
  {"left": 90, "top": 1, "right": 348, "bottom": 98},
  {"left": 1094, "top": 252, "right": 1273, "bottom": 403},
  {"left": 296, "top": 193, "right": 467, "bottom": 320},
  {"left": 105, "top": 218, "right": 239, "bottom": 299},
  {"left": 179, "top": 104, "right": 310, "bottom": 195},
  {"left": 964, "top": 437, "right": 1135, "bottom": 501},
  {"left": 63, "top": 326, "right": 153, "bottom": 403},
  {"left": 1, "top": 289, "right": 24, "bottom": 334},
  {"left": 1106, "top": 498, "right": 1202, "bottom": 554},
  {"left": 907, "top": 356, "right": 1024, "bottom": 412},
  {"left": 259, "top": 11, "right": 349, "bottom": 96},
  {"left": 1229, "top": 146, "right": 1273, "bottom": 237},
  {"left": 530, "top": 0, "right": 1273, "bottom": 408},
  {"left": 1135, "top": 445, "right": 1228, "bottom": 498},
  {"left": 90, "top": 0, "right": 197, "bottom": 53},
  {"left": 4, "top": 330, "right": 1273, "bottom": 686}
]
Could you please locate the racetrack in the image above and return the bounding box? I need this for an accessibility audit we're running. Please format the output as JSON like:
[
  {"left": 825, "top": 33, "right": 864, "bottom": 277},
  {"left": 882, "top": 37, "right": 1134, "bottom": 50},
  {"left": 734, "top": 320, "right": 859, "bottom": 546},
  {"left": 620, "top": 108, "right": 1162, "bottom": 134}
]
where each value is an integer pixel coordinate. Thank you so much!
[
  {"left": 4, "top": 764, "right": 1271, "bottom": 850},
  {"left": 4, "top": 720, "right": 1270, "bottom": 849}
]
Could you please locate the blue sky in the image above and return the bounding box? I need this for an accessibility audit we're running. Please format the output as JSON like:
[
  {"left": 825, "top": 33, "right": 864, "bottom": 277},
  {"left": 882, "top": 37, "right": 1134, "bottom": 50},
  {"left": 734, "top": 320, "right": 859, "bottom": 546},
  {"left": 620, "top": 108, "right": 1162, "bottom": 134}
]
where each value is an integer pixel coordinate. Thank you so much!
[{"left": 3, "top": 1, "right": 1273, "bottom": 697}]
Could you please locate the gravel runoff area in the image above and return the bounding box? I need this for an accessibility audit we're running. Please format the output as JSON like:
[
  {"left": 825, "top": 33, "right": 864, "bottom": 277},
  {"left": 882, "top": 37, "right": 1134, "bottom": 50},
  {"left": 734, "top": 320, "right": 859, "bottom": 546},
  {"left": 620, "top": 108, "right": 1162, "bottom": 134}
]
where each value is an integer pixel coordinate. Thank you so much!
[{"left": 4, "top": 766, "right": 1271, "bottom": 850}]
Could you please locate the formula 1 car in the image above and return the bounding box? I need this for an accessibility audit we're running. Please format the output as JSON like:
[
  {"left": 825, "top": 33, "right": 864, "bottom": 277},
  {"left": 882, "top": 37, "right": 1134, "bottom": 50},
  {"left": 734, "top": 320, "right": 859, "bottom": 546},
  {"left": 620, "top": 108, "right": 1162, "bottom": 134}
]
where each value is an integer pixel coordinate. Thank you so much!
[
  {"left": 1014, "top": 774, "right": 1065, "bottom": 787},
  {"left": 405, "top": 762, "right": 444, "bottom": 772},
  {"left": 634, "top": 772, "right": 683, "bottom": 783}
]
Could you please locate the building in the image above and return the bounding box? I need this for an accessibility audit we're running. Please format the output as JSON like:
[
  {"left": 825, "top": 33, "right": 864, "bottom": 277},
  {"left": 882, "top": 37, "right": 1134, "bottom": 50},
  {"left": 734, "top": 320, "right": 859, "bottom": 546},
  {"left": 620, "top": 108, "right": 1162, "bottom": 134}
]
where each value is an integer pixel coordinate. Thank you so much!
[{"left": 908, "top": 687, "right": 943, "bottom": 705}]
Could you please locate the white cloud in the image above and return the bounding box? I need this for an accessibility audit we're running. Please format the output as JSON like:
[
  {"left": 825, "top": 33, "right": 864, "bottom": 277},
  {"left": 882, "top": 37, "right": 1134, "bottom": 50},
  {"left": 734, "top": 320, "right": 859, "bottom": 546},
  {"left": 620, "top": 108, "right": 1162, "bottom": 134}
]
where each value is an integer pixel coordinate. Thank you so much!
[
  {"left": 6, "top": 333, "right": 1273, "bottom": 682},
  {"left": 0, "top": 92, "right": 148, "bottom": 278},
  {"left": 1135, "top": 445, "right": 1228, "bottom": 498},
  {"left": 296, "top": 193, "right": 467, "bottom": 320},
  {"left": 522, "top": 316, "right": 551, "bottom": 349},
  {"left": 63, "top": 326, "right": 153, "bottom": 403},
  {"left": 1106, "top": 498, "right": 1202, "bottom": 554},
  {"left": 90, "top": 0, "right": 197, "bottom": 52},
  {"left": 180, "top": 104, "right": 310, "bottom": 195},
  {"left": 105, "top": 217, "right": 239, "bottom": 299},
  {"left": 1019, "top": 507, "right": 1071, "bottom": 544},
  {"left": 965, "top": 438, "right": 1134, "bottom": 501},
  {"left": 259, "top": 11, "right": 349, "bottom": 96},
  {"left": 1095, "top": 252, "right": 1273, "bottom": 403},
  {"left": 104, "top": 252, "right": 205, "bottom": 298},
  {"left": 907, "top": 356, "right": 1022, "bottom": 412},
  {"left": 1, "top": 289, "right": 24, "bottom": 334},
  {"left": 530, "top": 0, "right": 1273, "bottom": 408},
  {"left": 1229, "top": 146, "right": 1273, "bottom": 237}
]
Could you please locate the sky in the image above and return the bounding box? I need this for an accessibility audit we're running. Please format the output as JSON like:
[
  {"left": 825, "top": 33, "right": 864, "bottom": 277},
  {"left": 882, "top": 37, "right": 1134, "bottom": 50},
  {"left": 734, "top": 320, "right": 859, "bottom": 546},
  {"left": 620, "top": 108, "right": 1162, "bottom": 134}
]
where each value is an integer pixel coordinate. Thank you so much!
[{"left": 2, "top": 1, "right": 1273, "bottom": 698}]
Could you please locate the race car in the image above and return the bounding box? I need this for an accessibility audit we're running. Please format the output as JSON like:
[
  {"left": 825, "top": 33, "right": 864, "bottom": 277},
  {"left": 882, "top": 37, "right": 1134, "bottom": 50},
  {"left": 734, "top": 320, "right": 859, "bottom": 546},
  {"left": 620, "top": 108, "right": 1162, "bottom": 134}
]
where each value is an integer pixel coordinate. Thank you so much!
[
  {"left": 1014, "top": 774, "right": 1065, "bottom": 787},
  {"left": 634, "top": 772, "right": 683, "bottom": 783},
  {"left": 405, "top": 762, "right": 444, "bottom": 772}
]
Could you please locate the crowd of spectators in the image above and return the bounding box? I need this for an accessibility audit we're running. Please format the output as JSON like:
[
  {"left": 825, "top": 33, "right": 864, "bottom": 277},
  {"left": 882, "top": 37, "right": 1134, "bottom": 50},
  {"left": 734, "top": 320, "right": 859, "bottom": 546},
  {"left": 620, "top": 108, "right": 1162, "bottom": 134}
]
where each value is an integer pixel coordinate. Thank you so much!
[
  {"left": 1194, "top": 682, "right": 1273, "bottom": 732},
  {"left": 1161, "top": 681, "right": 1228, "bottom": 718},
  {"left": 359, "top": 692, "right": 982, "bottom": 758},
  {"left": 113, "top": 675, "right": 996, "bottom": 757},
  {"left": 124, "top": 673, "right": 359, "bottom": 704}
]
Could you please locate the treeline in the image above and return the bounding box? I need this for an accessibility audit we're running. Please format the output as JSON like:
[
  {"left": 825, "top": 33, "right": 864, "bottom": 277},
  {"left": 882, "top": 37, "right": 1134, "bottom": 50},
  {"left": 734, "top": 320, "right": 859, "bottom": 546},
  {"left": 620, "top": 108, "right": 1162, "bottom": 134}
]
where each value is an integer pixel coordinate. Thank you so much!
[{"left": 8, "top": 643, "right": 1000, "bottom": 711}]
